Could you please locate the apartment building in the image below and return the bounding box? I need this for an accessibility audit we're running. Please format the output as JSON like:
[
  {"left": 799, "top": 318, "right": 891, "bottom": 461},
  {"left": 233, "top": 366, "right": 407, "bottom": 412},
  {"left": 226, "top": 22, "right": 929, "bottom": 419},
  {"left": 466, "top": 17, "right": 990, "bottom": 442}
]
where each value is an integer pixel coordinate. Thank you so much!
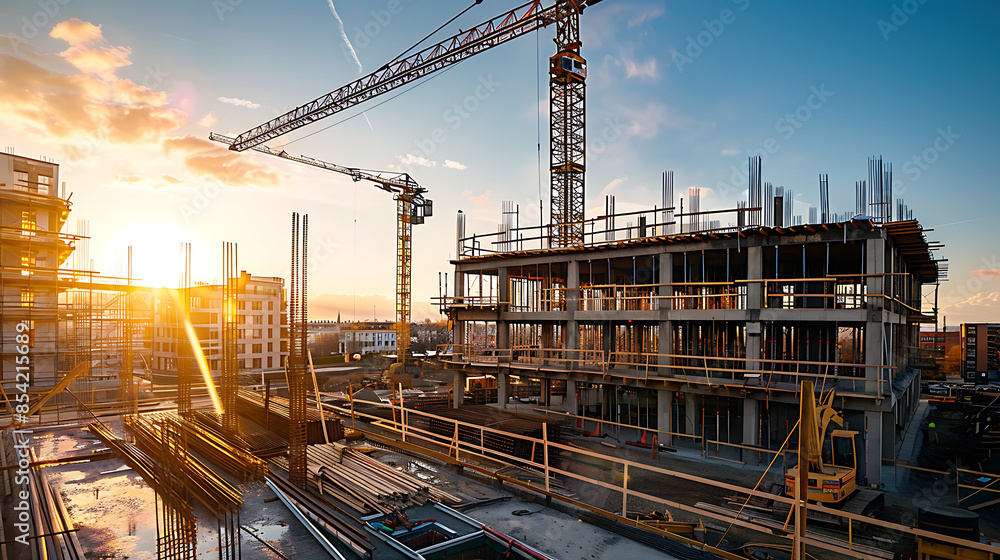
[{"left": 151, "top": 272, "right": 287, "bottom": 382}]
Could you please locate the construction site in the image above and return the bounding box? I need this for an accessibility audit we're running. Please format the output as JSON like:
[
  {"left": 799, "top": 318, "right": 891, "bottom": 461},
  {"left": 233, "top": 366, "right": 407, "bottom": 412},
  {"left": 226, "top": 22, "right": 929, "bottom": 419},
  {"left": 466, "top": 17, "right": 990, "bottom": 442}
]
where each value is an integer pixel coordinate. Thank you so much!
[{"left": 2, "top": 1, "right": 997, "bottom": 560}]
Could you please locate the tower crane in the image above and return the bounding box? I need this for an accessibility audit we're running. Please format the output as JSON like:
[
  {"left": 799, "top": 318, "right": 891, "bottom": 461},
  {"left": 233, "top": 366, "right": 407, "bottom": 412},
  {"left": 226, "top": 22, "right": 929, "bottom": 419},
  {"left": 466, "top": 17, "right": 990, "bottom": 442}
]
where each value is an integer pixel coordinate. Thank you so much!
[
  {"left": 209, "top": 133, "right": 431, "bottom": 379},
  {"left": 227, "top": 0, "right": 604, "bottom": 248}
]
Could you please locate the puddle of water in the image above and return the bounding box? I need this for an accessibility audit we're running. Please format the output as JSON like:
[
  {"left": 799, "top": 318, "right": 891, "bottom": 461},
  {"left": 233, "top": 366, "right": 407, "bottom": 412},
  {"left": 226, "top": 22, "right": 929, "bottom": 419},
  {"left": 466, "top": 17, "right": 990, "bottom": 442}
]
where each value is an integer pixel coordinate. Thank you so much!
[
  {"left": 246, "top": 523, "right": 290, "bottom": 542},
  {"left": 406, "top": 461, "right": 441, "bottom": 484}
]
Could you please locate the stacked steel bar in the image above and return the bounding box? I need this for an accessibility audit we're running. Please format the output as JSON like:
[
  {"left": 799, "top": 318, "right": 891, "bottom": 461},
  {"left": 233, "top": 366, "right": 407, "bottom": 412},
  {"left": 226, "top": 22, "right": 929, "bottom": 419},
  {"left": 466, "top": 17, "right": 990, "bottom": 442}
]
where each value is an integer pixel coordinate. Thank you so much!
[
  {"left": 266, "top": 470, "right": 375, "bottom": 559},
  {"left": 222, "top": 241, "right": 239, "bottom": 436},
  {"left": 288, "top": 213, "right": 309, "bottom": 487},
  {"left": 144, "top": 410, "right": 266, "bottom": 482},
  {"left": 237, "top": 389, "right": 342, "bottom": 444},
  {"left": 271, "top": 444, "right": 460, "bottom": 514},
  {"left": 88, "top": 421, "right": 198, "bottom": 559},
  {"left": 412, "top": 405, "right": 562, "bottom": 463},
  {"left": 25, "top": 448, "right": 87, "bottom": 560},
  {"left": 194, "top": 409, "right": 288, "bottom": 457},
  {"left": 121, "top": 415, "right": 243, "bottom": 514}
]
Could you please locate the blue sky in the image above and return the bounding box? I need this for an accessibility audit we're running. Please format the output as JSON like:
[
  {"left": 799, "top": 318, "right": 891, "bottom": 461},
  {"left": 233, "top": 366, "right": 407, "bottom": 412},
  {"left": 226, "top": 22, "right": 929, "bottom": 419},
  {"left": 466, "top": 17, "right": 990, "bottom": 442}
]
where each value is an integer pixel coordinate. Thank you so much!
[{"left": 1, "top": 0, "right": 997, "bottom": 323}]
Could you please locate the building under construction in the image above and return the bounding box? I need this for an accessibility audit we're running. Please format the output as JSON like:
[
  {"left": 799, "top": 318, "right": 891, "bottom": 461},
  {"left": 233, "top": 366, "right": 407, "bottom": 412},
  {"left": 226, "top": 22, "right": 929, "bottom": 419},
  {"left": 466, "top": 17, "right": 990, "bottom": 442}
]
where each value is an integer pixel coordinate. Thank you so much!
[{"left": 440, "top": 157, "right": 945, "bottom": 488}]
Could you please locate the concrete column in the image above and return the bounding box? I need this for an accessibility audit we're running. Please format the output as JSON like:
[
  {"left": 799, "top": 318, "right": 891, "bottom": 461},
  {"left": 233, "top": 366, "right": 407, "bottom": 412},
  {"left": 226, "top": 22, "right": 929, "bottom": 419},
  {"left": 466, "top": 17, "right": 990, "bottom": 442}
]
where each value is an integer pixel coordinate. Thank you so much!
[
  {"left": 541, "top": 379, "right": 551, "bottom": 406},
  {"left": 684, "top": 392, "right": 698, "bottom": 435},
  {"left": 658, "top": 389, "right": 673, "bottom": 445},
  {"left": 864, "top": 410, "right": 883, "bottom": 487},
  {"left": 453, "top": 271, "right": 466, "bottom": 359},
  {"left": 452, "top": 371, "right": 466, "bottom": 408},
  {"left": 747, "top": 245, "right": 763, "bottom": 310},
  {"left": 564, "top": 379, "right": 578, "bottom": 414},
  {"left": 566, "top": 261, "right": 580, "bottom": 369},
  {"left": 567, "top": 260, "right": 580, "bottom": 313},
  {"left": 865, "top": 313, "right": 885, "bottom": 395},
  {"left": 865, "top": 236, "right": 886, "bottom": 395},
  {"left": 746, "top": 245, "right": 763, "bottom": 377},
  {"left": 497, "top": 268, "right": 509, "bottom": 352},
  {"left": 497, "top": 371, "right": 509, "bottom": 408},
  {"left": 743, "top": 397, "right": 760, "bottom": 446},
  {"left": 657, "top": 253, "right": 673, "bottom": 373}
]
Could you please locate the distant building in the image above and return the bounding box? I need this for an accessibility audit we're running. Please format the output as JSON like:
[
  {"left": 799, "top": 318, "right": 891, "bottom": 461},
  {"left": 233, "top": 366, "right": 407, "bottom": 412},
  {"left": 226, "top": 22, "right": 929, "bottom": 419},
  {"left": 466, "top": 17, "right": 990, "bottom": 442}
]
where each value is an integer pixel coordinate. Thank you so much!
[
  {"left": 919, "top": 328, "right": 960, "bottom": 353},
  {"left": 307, "top": 319, "right": 341, "bottom": 345},
  {"left": 962, "top": 323, "right": 1000, "bottom": 383},
  {"left": 150, "top": 272, "right": 287, "bottom": 381},
  {"left": 0, "top": 152, "right": 72, "bottom": 388},
  {"left": 339, "top": 321, "right": 396, "bottom": 356}
]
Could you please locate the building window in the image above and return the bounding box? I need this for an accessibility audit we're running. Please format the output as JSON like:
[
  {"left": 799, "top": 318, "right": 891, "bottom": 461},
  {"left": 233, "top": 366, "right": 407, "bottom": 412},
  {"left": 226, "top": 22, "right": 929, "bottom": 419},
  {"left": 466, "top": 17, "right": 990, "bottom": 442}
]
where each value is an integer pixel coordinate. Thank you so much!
[
  {"left": 238, "top": 301, "right": 246, "bottom": 310},
  {"left": 238, "top": 343, "right": 245, "bottom": 353},
  {"left": 268, "top": 342, "right": 273, "bottom": 352},
  {"left": 268, "top": 301, "right": 274, "bottom": 311},
  {"left": 21, "top": 251, "right": 35, "bottom": 276},
  {"left": 252, "top": 358, "right": 262, "bottom": 368},
  {"left": 267, "top": 356, "right": 273, "bottom": 368},
  {"left": 20, "top": 289, "right": 34, "bottom": 307},
  {"left": 254, "top": 329, "right": 262, "bottom": 339},
  {"left": 268, "top": 314, "right": 273, "bottom": 325},
  {"left": 15, "top": 171, "right": 28, "bottom": 191},
  {"left": 21, "top": 211, "right": 36, "bottom": 237},
  {"left": 252, "top": 301, "right": 262, "bottom": 310},
  {"left": 268, "top": 328, "right": 273, "bottom": 339},
  {"left": 252, "top": 343, "right": 262, "bottom": 353}
]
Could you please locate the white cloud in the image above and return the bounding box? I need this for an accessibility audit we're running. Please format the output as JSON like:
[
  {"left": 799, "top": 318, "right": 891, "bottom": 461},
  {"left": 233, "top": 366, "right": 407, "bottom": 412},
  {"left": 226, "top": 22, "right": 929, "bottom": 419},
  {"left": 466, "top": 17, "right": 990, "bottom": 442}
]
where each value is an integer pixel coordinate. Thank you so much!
[
  {"left": 461, "top": 189, "right": 492, "bottom": 207},
  {"left": 600, "top": 175, "right": 627, "bottom": 197},
  {"left": 197, "top": 112, "right": 217, "bottom": 127},
  {"left": 627, "top": 4, "right": 665, "bottom": 28},
  {"left": 618, "top": 102, "right": 698, "bottom": 140},
  {"left": 443, "top": 160, "right": 467, "bottom": 170},
  {"left": 398, "top": 154, "right": 436, "bottom": 167},
  {"left": 623, "top": 56, "right": 658, "bottom": 80},
  {"left": 327, "top": 0, "right": 362, "bottom": 74},
  {"left": 217, "top": 96, "right": 260, "bottom": 109},
  {"left": 721, "top": 148, "right": 741, "bottom": 156}
]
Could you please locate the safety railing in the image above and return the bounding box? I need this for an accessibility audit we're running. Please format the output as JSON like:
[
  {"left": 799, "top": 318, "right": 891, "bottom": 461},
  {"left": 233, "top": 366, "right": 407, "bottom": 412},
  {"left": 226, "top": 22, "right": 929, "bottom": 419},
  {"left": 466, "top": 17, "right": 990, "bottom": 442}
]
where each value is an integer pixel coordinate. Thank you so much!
[
  {"left": 669, "top": 282, "right": 747, "bottom": 310},
  {"left": 511, "top": 346, "right": 606, "bottom": 371},
  {"left": 434, "top": 344, "right": 513, "bottom": 364},
  {"left": 579, "top": 284, "right": 659, "bottom": 311},
  {"left": 441, "top": 342, "right": 892, "bottom": 397},
  {"left": 432, "top": 294, "right": 502, "bottom": 313}
]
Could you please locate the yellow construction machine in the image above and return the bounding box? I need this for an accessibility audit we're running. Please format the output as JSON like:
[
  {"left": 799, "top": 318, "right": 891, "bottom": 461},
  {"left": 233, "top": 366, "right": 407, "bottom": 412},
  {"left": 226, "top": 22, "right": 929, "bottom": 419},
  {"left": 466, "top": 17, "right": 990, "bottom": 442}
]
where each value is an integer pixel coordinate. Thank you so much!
[{"left": 784, "top": 386, "right": 884, "bottom": 519}]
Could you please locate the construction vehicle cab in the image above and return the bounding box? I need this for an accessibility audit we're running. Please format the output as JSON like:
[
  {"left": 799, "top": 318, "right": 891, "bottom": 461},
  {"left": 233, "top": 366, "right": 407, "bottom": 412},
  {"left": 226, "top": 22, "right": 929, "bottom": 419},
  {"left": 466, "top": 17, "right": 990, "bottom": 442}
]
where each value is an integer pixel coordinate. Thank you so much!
[
  {"left": 784, "top": 388, "right": 860, "bottom": 505},
  {"left": 785, "top": 429, "right": 858, "bottom": 504}
]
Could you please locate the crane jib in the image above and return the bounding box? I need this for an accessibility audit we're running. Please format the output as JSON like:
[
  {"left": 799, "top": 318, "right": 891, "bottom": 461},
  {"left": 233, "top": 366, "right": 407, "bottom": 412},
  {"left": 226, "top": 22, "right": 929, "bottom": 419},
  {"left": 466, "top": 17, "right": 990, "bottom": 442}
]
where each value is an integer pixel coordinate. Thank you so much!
[{"left": 229, "top": 0, "right": 563, "bottom": 151}]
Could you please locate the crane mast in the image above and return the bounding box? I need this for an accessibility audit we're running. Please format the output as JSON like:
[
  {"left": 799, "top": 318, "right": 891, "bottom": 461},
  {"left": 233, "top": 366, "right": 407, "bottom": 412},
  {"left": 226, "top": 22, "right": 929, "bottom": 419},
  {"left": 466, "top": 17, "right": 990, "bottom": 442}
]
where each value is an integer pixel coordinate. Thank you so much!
[
  {"left": 209, "top": 133, "right": 430, "bottom": 368},
  {"left": 550, "top": 0, "right": 587, "bottom": 247},
  {"left": 228, "top": 0, "right": 602, "bottom": 248}
]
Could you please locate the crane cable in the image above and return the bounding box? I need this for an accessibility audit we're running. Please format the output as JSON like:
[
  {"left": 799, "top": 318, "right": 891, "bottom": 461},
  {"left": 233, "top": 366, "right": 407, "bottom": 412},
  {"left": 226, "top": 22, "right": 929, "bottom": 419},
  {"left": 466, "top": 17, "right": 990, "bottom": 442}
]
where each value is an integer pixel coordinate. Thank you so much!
[
  {"left": 274, "top": 1, "right": 486, "bottom": 150},
  {"left": 389, "top": 0, "right": 485, "bottom": 62}
]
